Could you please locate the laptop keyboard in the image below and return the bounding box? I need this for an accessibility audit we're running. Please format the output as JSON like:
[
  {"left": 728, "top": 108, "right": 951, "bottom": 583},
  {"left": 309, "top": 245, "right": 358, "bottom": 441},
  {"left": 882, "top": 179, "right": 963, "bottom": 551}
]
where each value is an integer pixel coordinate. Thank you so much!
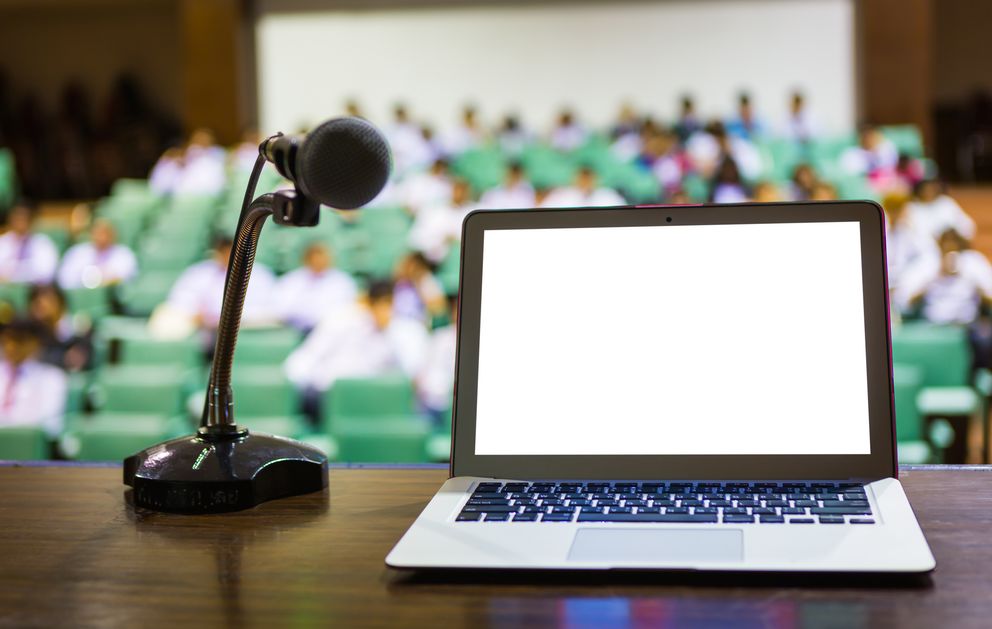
[{"left": 456, "top": 481, "right": 875, "bottom": 524}]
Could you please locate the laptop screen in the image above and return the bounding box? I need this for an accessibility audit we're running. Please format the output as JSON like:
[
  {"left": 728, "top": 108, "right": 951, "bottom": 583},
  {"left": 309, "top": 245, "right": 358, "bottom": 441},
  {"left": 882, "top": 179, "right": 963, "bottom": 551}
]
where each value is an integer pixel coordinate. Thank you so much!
[{"left": 474, "top": 221, "right": 872, "bottom": 456}]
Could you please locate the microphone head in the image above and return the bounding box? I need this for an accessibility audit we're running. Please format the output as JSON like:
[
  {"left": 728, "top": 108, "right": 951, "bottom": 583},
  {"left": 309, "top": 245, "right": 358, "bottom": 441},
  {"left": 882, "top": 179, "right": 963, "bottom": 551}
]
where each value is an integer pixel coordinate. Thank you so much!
[{"left": 295, "top": 117, "right": 392, "bottom": 210}]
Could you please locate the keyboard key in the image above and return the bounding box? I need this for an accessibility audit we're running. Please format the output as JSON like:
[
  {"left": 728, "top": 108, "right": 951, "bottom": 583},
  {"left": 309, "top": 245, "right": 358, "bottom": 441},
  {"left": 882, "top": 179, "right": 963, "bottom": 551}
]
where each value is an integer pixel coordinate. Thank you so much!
[
  {"left": 680, "top": 499, "right": 704, "bottom": 507},
  {"left": 850, "top": 518, "right": 876, "bottom": 524},
  {"left": 794, "top": 500, "right": 818, "bottom": 508},
  {"left": 822, "top": 500, "right": 869, "bottom": 508},
  {"left": 467, "top": 498, "right": 511, "bottom": 506},
  {"left": 765, "top": 500, "right": 790, "bottom": 508},
  {"left": 542, "top": 513, "right": 573, "bottom": 522},
  {"left": 736, "top": 499, "right": 760, "bottom": 507},
  {"left": 470, "top": 493, "right": 505, "bottom": 500},
  {"left": 782, "top": 507, "right": 807, "bottom": 515},
  {"left": 485, "top": 513, "right": 510, "bottom": 521},
  {"left": 789, "top": 518, "right": 815, "bottom": 524},
  {"left": 709, "top": 500, "right": 733, "bottom": 507},
  {"left": 577, "top": 513, "right": 718, "bottom": 523},
  {"left": 580, "top": 506, "right": 604, "bottom": 514},
  {"left": 609, "top": 507, "right": 633, "bottom": 514},
  {"left": 461, "top": 505, "right": 517, "bottom": 513},
  {"left": 666, "top": 507, "right": 690, "bottom": 515},
  {"left": 551, "top": 506, "right": 574, "bottom": 514},
  {"left": 818, "top": 516, "right": 845, "bottom": 524},
  {"left": 760, "top": 515, "right": 785, "bottom": 523},
  {"left": 512, "top": 513, "right": 538, "bottom": 522},
  {"left": 724, "top": 507, "right": 748, "bottom": 516},
  {"left": 693, "top": 507, "right": 718, "bottom": 515},
  {"left": 456, "top": 513, "right": 482, "bottom": 521},
  {"left": 752, "top": 507, "right": 777, "bottom": 516},
  {"left": 723, "top": 515, "right": 755, "bottom": 523},
  {"left": 811, "top": 507, "right": 872, "bottom": 516}
]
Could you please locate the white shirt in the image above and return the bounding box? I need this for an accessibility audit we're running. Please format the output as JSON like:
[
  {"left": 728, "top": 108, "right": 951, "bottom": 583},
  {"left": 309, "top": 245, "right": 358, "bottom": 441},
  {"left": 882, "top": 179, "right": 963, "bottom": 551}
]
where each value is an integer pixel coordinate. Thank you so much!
[
  {"left": 550, "top": 124, "right": 586, "bottom": 152},
  {"left": 284, "top": 305, "right": 428, "bottom": 392},
  {"left": 400, "top": 172, "right": 453, "bottom": 216},
  {"left": 906, "top": 195, "right": 976, "bottom": 240},
  {"left": 173, "top": 147, "right": 227, "bottom": 196},
  {"left": 541, "top": 186, "right": 625, "bottom": 208},
  {"left": 439, "top": 124, "right": 482, "bottom": 156},
  {"left": 57, "top": 242, "right": 138, "bottom": 289},
  {"left": 920, "top": 250, "right": 992, "bottom": 325},
  {"left": 840, "top": 141, "right": 899, "bottom": 176},
  {"left": 479, "top": 182, "right": 536, "bottom": 210},
  {"left": 149, "top": 155, "right": 183, "bottom": 196},
  {"left": 387, "top": 123, "right": 436, "bottom": 176},
  {"left": 273, "top": 268, "right": 357, "bottom": 331},
  {"left": 780, "top": 110, "right": 818, "bottom": 142},
  {"left": 0, "top": 360, "right": 66, "bottom": 438},
  {"left": 417, "top": 324, "right": 457, "bottom": 412},
  {"left": 886, "top": 219, "right": 940, "bottom": 311},
  {"left": 409, "top": 203, "right": 475, "bottom": 263},
  {"left": 0, "top": 232, "right": 58, "bottom": 284},
  {"left": 686, "top": 132, "right": 763, "bottom": 180},
  {"left": 166, "top": 259, "right": 276, "bottom": 327}
]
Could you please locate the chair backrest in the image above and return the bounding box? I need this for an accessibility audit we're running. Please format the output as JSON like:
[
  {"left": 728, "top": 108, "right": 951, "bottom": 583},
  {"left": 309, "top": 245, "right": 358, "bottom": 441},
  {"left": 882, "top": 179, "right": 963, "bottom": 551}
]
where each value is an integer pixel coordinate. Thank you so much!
[
  {"left": 893, "top": 363, "right": 925, "bottom": 442},
  {"left": 892, "top": 323, "right": 971, "bottom": 388},
  {"left": 325, "top": 375, "right": 415, "bottom": 426},
  {"left": 0, "top": 426, "right": 47, "bottom": 460},
  {"left": 95, "top": 365, "right": 186, "bottom": 414}
]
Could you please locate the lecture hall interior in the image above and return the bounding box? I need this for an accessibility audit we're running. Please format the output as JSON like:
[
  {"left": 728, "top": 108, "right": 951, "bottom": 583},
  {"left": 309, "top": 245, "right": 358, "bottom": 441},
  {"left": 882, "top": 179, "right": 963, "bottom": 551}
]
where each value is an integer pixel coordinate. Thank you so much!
[{"left": 1, "top": 0, "right": 992, "bottom": 626}]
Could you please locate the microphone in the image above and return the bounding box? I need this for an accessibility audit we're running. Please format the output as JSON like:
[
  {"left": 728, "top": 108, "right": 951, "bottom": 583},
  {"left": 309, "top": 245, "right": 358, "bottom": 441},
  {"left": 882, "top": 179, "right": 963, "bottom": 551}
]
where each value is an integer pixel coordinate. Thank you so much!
[
  {"left": 123, "top": 116, "right": 393, "bottom": 513},
  {"left": 260, "top": 117, "right": 391, "bottom": 209}
]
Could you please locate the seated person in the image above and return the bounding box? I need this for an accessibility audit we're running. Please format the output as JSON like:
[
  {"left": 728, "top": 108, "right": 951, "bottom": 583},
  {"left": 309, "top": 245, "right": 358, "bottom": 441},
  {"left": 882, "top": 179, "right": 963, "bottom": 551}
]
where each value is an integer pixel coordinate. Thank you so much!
[
  {"left": 709, "top": 157, "right": 750, "bottom": 204},
  {"left": 907, "top": 179, "right": 976, "bottom": 241},
  {"left": 149, "top": 146, "right": 185, "bottom": 196},
  {"left": 637, "top": 128, "right": 690, "bottom": 194},
  {"left": 57, "top": 219, "right": 137, "bottom": 289},
  {"left": 392, "top": 252, "right": 446, "bottom": 323},
  {"left": 496, "top": 114, "right": 531, "bottom": 157},
  {"left": 541, "top": 166, "right": 625, "bottom": 208},
  {"left": 882, "top": 192, "right": 940, "bottom": 312},
  {"left": 840, "top": 124, "right": 898, "bottom": 180},
  {"left": 810, "top": 182, "right": 838, "bottom": 201},
  {"left": 400, "top": 158, "right": 452, "bottom": 216},
  {"left": 439, "top": 104, "right": 484, "bottom": 156},
  {"left": 780, "top": 90, "right": 817, "bottom": 143},
  {"left": 164, "top": 235, "right": 276, "bottom": 331},
  {"left": 725, "top": 92, "right": 765, "bottom": 140},
  {"left": 478, "top": 162, "right": 535, "bottom": 209},
  {"left": 416, "top": 294, "right": 458, "bottom": 424},
  {"left": 284, "top": 279, "right": 428, "bottom": 402},
  {"left": 0, "top": 201, "right": 59, "bottom": 285},
  {"left": 409, "top": 178, "right": 476, "bottom": 264},
  {"left": 273, "top": 241, "right": 357, "bottom": 333},
  {"left": 27, "top": 284, "right": 92, "bottom": 372},
  {"left": 908, "top": 230, "right": 992, "bottom": 326},
  {"left": 789, "top": 163, "right": 819, "bottom": 201},
  {"left": 750, "top": 181, "right": 782, "bottom": 203},
  {"left": 0, "top": 318, "right": 67, "bottom": 439},
  {"left": 687, "top": 121, "right": 762, "bottom": 181},
  {"left": 674, "top": 94, "right": 702, "bottom": 144},
  {"left": 549, "top": 109, "right": 586, "bottom": 152},
  {"left": 172, "top": 128, "right": 227, "bottom": 196}
]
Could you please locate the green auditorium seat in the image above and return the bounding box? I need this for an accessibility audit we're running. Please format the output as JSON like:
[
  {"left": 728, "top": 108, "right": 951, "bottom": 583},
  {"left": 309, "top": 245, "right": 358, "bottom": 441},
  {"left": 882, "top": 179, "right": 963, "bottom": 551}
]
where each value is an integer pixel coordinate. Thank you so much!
[
  {"left": 0, "top": 282, "right": 30, "bottom": 311},
  {"left": 323, "top": 375, "right": 431, "bottom": 463},
  {"left": 891, "top": 323, "right": 971, "bottom": 387},
  {"left": 35, "top": 224, "right": 71, "bottom": 255},
  {"left": 425, "top": 407, "right": 453, "bottom": 462},
  {"left": 893, "top": 364, "right": 932, "bottom": 464},
  {"left": 118, "top": 271, "right": 180, "bottom": 316},
  {"left": 881, "top": 125, "right": 924, "bottom": 159},
  {"left": 0, "top": 148, "right": 18, "bottom": 210},
  {"left": 235, "top": 327, "right": 302, "bottom": 365},
  {"left": 437, "top": 246, "right": 461, "bottom": 295},
  {"left": 244, "top": 416, "right": 310, "bottom": 440},
  {"left": 64, "top": 286, "right": 112, "bottom": 321},
  {"left": 119, "top": 334, "right": 201, "bottom": 368},
  {"left": 0, "top": 426, "right": 48, "bottom": 460},
  {"left": 231, "top": 366, "right": 298, "bottom": 417},
  {"left": 452, "top": 147, "right": 506, "bottom": 191},
  {"left": 61, "top": 412, "right": 179, "bottom": 461},
  {"left": 92, "top": 365, "right": 188, "bottom": 415}
]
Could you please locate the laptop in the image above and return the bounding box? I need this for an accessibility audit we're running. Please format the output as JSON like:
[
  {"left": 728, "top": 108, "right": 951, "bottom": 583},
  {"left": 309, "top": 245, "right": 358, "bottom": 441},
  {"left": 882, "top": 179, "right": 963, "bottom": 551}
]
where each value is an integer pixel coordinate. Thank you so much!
[{"left": 386, "top": 201, "right": 936, "bottom": 573}]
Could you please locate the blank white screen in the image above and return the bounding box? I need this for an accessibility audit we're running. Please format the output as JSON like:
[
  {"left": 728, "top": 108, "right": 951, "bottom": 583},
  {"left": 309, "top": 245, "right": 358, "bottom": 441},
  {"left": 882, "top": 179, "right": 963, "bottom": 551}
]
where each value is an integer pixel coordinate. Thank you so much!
[{"left": 474, "top": 222, "right": 872, "bottom": 455}]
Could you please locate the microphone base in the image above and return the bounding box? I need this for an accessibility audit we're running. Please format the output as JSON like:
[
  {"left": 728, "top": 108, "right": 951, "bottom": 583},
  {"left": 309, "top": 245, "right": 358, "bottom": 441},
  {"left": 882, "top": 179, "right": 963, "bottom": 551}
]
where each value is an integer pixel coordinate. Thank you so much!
[{"left": 123, "top": 429, "right": 328, "bottom": 514}]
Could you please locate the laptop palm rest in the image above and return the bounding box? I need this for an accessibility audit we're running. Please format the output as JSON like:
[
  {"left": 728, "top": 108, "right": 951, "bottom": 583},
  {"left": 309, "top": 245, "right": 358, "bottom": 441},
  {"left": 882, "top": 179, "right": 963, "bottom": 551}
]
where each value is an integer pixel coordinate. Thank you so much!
[{"left": 567, "top": 529, "right": 744, "bottom": 564}]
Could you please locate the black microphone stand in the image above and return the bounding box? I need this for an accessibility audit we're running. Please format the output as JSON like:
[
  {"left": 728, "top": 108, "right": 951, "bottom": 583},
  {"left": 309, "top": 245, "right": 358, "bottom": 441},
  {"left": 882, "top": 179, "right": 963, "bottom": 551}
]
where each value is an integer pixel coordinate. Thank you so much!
[{"left": 123, "top": 149, "right": 329, "bottom": 514}]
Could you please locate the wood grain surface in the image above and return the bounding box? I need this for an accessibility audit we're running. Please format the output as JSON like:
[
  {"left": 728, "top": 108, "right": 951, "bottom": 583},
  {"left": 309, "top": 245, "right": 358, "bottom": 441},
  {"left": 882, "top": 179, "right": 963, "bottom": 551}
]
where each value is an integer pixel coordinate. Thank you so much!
[{"left": 0, "top": 465, "right": 990, "bottom": 629}]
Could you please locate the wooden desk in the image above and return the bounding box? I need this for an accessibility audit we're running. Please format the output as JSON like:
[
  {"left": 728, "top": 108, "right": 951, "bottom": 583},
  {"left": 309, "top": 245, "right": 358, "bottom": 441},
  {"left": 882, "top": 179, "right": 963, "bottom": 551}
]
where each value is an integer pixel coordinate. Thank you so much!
[{"left": 0, "top": 465, "right": 990, "bottom": 628}]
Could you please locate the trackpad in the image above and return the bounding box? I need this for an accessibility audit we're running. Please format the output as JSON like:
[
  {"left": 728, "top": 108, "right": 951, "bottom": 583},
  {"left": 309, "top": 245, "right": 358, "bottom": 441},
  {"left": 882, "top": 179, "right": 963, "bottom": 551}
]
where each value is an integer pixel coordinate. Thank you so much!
[{"left": 568, "top": 529, "right": 743, "bottom": 564}]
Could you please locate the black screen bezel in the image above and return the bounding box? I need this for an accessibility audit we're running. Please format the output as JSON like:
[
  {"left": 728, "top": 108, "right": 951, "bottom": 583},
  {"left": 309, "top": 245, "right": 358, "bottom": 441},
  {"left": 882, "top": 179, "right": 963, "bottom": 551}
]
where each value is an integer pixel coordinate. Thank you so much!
[{"left": 450, "top": 201, "right": 896, "bottom": 481}]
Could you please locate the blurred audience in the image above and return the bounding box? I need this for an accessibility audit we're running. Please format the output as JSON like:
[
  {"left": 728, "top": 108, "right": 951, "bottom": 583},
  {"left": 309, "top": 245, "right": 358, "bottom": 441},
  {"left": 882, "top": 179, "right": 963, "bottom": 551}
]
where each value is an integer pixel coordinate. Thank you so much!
[
  {"left": 0, "top": 201, "right": 59, "bottom": 285},
  {"left": 27, "top": 284, "right": 92, "bottom": 372},
  {"left": 0, "top": 319, "right": 66, "bottom": 438},
  {"left": 479, "top": 162, "right": 535, "bottom": 209},
  {"left": 57, "top": 219, "right": 137, "bottom": 289},
  {"left": 908, "top": 179, "right": 976, "bottom": 240},
  {"left": 416, "top": 293, "right": 458, "bottom": 423},
  {"left": 542, "top": 166, "right": 624, "bottom": 208},
  {"left": 273, "top": 242, "right": 357, "bottom": 333},
  {"left": 409, "top": 178, "right": 476, "bottom": 263}
]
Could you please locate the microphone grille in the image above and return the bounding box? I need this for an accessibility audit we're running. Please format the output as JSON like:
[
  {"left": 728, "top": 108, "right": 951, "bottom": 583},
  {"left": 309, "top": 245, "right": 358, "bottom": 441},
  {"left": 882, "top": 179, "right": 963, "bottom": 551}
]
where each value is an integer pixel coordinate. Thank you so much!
[{"left": 296, "top": 117, "right": 392, "bottom": 210}]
